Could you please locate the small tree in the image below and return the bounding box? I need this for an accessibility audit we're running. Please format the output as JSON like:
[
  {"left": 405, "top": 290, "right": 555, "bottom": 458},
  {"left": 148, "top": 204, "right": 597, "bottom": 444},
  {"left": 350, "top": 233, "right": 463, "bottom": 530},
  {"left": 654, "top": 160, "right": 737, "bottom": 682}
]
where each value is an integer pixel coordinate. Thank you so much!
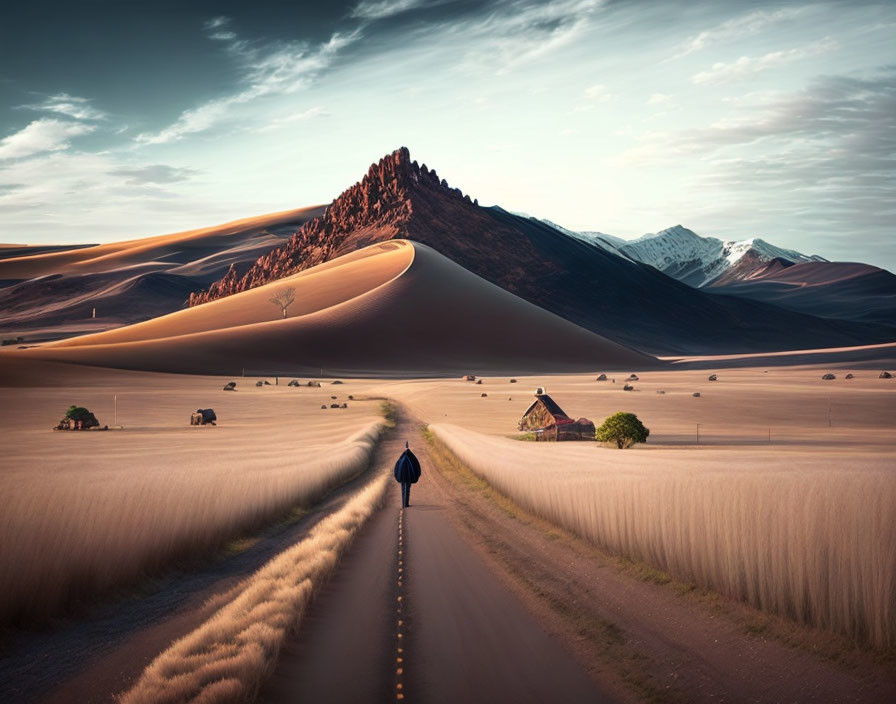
[
  {"left": 595, "top": 412, "right": 649, "bottom": 449},
  {"left": 270, "top": 287, "right": 296, "bottom": 319}
]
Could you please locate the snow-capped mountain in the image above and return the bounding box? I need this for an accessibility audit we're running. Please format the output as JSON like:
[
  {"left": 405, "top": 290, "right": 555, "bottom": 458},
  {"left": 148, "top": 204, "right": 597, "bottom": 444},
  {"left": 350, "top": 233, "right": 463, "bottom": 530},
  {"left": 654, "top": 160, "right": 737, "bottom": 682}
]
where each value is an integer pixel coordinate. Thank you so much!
[
  {"left": 617, "top": 225, "right": 826, "bottom": 288},
  {"left": 538, "top": 219, "right": 634, "bottom": 259}
]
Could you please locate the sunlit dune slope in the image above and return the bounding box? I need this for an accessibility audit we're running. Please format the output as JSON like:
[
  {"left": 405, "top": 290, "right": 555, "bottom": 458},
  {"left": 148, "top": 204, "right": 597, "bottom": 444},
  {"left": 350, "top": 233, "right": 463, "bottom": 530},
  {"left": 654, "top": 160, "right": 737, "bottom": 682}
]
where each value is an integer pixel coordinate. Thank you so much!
[
  {"left": 0, "top": 206, "right": 323, "bottom": 280},
  {"left": 16, "top": 240, "right": 655, "bottom": 375}
]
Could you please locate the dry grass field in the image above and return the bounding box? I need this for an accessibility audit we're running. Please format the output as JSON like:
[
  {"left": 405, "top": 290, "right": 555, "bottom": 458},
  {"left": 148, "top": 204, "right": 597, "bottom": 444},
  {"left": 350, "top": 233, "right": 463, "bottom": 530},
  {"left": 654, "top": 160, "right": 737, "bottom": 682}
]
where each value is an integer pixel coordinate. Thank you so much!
[
  {"left": 0, "top": 370, "right": 382, "bottom": 628},
  {"left": 121, "top": 474, "right": 388, "bottom": 704}
]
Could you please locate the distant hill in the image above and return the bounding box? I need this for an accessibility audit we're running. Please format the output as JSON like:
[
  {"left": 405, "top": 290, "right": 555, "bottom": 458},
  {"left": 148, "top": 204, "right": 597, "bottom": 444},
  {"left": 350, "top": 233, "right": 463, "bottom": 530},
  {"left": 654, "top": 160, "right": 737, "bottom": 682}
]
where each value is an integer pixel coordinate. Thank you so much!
[{"left": 0, "top": 207, "right": 323, "bottom": 342}]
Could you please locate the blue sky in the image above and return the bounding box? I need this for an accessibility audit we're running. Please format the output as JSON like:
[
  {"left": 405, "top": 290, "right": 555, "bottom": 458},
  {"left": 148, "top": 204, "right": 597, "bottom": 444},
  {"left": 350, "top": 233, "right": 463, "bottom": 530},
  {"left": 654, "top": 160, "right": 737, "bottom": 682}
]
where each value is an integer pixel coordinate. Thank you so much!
[{"left": 1, "top": 0, "right": 894, "bottom": 270}]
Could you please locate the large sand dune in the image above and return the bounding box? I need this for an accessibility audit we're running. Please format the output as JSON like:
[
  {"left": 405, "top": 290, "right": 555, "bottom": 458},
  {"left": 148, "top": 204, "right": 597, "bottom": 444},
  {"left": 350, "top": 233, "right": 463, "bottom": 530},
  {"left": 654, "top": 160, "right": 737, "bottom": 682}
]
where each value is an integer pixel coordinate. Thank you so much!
[{"left": 7, "top": 240, "right": 655, "bottom": 375}]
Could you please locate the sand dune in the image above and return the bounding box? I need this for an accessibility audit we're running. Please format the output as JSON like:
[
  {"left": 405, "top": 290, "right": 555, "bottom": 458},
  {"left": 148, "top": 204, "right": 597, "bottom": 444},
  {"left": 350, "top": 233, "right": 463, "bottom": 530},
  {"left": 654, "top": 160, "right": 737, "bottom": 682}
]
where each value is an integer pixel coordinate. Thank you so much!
[
  {"left": 8, "top": 240, "right": 656, "bottom": 375},
  {"left": 0, "top": 207, "right": 323, "bottom": 280}
]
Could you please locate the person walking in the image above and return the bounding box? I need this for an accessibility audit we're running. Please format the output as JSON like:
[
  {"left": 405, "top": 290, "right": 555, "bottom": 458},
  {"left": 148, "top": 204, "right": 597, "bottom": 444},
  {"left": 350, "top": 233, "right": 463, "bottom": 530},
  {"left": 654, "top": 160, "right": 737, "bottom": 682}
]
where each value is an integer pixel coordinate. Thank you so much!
[{"left": 394, "top": 441, "right": 422, "bottom": 508}]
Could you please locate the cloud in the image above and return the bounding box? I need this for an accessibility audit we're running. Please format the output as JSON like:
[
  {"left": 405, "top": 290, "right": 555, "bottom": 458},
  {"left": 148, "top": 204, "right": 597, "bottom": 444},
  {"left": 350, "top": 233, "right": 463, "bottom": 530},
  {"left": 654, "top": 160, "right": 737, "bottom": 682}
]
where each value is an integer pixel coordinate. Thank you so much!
[
  {"left": 136, "top": 29, "right": 358, "bottom": 145},
  {"left": 646, "top": 92, "right": 670, "bottom": 105},
  {"left": 673, "top": 6, "right": 809, "bottom": 59},
  {"left": 691, "top": 38, "right": 838, "bottom": 86},
  {"left": 21, "top": 93, "right": 107, "bottom": 121},
  {"left": 204, "top": 16, "right": 230, "bottom": 30},
  {"left": 584, "top": 83, "right": 613, "bottom": 102},
  {"left": 613, "top": 70, "right": 896, "bottom": 265},
  {"left": 109, "top": 164, "right": 197, "bottom": 185},
  {"left": 350, "top": 0, "right": 429, "bottom": 20},
  {"left": 256, "top": 106, "right": 329, "bottom": 132},
  {"left": 0, "top": 119, "right": 95, "bottom": 160},
  {"left": 456, "top": 0, "right": 602, "bottom": 75}
]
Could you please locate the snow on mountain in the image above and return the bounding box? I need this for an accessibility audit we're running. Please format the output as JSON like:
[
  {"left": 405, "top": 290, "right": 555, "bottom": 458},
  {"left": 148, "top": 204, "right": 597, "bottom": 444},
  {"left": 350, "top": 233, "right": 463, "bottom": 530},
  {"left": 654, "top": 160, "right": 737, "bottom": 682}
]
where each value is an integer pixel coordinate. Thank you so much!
[
  {"left": 618, "top": 225, "right": 826, "bottom": 287},
  {"left": 538, "top": 219, "right": 634, "bottom": 259}
]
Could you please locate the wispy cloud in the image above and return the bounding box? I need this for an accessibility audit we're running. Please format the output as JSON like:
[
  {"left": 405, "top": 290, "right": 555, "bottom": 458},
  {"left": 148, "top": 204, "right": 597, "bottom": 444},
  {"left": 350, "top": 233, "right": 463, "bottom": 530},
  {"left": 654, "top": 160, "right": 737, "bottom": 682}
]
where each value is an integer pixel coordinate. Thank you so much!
[
  {"left": 0, "top": 119, "right": 95, "bottom": 160},
  {"left": 350, "top": 0, "right": 429, "bottom": 20},
  {"left": 256, "top": 106, "right": 329, "bottom": 132},
  {"left": 646, "top": 92, "right": 670, "bottom": 105},
  {"left": 20, "top": 93, "right": 107, "bottom": 121},
  {"left": 110, "top": 164, "right": 197, "bottom": 185},
  {"left": 691, "top": 38, "right": 838, "bottom": 86},
  {"left": 673, "top": 6, "right": 809, "bottom": 59},
  {"left": 136, "top": 28, "right": 358, "bottom": 145}
]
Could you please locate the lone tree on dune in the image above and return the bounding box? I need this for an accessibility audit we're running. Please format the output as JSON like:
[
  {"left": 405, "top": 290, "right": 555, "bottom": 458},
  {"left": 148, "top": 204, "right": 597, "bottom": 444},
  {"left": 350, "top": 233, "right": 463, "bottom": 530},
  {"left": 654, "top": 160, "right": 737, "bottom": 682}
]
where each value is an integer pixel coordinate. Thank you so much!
[
  {"left": 595, "top": 412, "right": 649, "bottom": 449},
  {"left": 270, "top": 287, "right": 296, "bottom": 319}
]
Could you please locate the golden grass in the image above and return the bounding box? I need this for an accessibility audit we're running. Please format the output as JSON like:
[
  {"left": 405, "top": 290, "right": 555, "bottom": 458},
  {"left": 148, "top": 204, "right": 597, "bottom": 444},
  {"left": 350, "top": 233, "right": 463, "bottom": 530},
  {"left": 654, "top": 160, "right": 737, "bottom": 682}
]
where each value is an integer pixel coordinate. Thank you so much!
[
  {"left": 430, "top": 423, "right": 896, "bottom": 650},
  {"left": 0, "top": 421, "right": 383, "bottom": 628},
  {"left": 120, "top": 474, "right": 388, "bottom": 704}
]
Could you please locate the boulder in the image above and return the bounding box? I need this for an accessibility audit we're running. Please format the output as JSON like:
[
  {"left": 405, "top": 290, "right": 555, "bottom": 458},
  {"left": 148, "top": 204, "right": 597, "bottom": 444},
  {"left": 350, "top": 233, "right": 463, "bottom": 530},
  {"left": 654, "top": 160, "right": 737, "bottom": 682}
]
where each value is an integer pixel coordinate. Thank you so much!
[
  {"left": 822, "top": 373, "right": 836, "bottom": 380},
  {"left": 330, "top": 403, "right": 340, "bottom": 408},
  {"left": 256, "top": 380, "right": 264, "bottom": 387},
  {"left": 321, "top": 405, "right": 327, "bottom": 409},
  {"left": 627, "top": 374, "right": 639, "bottom": 381},
  {"left": 341, "top": 403, "right": 348, "bottom": 408},
  {"left": 331, "top": 380, "right": 344, "bottom": 385},
  {"left": 223, "top": 381, "right": 236, "bottom": 391},
  {"left": 693, "top": 392, "right": 701, "bottom": 397},
  {"left": 263, "top": 380, "right": 271, "bottom": 385},
  {"left": 845, "top": 373, "right": 854, "bottom": 379},
  {"left": 288, "top": 380, "right": 300, "bottom": 387},
  {"left": 509, "top": 378, "right": 517, "bottom": 383},
  {"left": 596, "top": 374, "right": 607, "bottom": 381},
  {"left": 880, "top": 371, "right": 893, "bottom": 379},
  {"left": 481, "top": 393, "right": 488, "bottom": 397},
  {"left": 623, "top": 384, "right": 634, "bottom": 391},
  {"left": 348, "top": 395, "right": 354, "bottom": 400},
  {"left": 708, "top": 374, "right": 717, "bottom": 381},
  {"left": 307, "top": 381, "right": 321, "bottom": 387}
]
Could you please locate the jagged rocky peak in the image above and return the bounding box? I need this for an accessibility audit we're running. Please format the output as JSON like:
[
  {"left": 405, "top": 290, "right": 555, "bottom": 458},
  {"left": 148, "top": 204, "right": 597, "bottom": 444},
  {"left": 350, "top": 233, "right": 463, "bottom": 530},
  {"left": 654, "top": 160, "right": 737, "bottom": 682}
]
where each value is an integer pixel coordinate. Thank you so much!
[{"left": 188, "top": 147, "right": 478, "bottom": 306}]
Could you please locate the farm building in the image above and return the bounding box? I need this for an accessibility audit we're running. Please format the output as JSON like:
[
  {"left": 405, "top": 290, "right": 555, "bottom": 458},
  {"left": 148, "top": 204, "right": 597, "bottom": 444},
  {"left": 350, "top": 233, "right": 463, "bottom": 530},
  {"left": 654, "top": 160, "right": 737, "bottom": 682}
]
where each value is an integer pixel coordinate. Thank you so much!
[{"left": 518, "top": 388, "right": 595, "bottom": 441}]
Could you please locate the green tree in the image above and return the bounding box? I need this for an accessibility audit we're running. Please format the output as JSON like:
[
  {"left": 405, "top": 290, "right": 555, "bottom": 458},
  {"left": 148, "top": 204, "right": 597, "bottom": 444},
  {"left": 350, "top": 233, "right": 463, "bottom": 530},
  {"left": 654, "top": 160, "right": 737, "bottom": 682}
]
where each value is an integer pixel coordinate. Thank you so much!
[{"left": 595, "top": 412, "right": 649, "bottom": 449}]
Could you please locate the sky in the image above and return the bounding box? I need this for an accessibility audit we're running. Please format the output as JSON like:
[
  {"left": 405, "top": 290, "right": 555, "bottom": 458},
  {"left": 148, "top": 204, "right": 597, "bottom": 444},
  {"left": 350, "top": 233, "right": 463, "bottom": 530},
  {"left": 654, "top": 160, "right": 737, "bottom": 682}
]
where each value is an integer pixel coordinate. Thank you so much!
[{"left": 1, "top": 0, "right": 894, "bottom": 269}]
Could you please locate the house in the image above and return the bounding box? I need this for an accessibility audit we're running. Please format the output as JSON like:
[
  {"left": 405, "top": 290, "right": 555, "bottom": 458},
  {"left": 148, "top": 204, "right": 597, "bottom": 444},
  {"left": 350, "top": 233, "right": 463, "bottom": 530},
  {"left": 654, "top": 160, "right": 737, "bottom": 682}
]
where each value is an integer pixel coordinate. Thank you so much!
[{"left": 517, "top": 388, "right": 595, "bottom": 441}]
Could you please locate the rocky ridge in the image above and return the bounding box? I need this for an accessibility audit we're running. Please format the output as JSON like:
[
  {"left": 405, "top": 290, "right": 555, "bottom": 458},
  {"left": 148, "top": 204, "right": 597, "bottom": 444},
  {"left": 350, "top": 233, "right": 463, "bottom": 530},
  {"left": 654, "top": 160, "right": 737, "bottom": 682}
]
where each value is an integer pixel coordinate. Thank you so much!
[{"left": 189, "top": 147, "right": 476, "bottom": 305}]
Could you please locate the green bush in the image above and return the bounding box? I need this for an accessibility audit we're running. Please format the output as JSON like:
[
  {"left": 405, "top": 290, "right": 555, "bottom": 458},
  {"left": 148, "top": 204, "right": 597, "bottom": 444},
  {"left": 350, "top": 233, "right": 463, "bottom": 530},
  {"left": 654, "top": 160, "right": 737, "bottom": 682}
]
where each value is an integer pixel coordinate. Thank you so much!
[{"left": 595, "top": 412, "right": 649, "bottom": 449}]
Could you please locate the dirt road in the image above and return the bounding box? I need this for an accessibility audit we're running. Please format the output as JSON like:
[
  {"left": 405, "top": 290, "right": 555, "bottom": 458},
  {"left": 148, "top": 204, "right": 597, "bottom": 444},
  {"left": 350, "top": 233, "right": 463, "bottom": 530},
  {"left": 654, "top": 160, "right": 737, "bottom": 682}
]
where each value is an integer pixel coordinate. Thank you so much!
[{"left": 262, "top": 411, "right": 609, "bottom": 703}]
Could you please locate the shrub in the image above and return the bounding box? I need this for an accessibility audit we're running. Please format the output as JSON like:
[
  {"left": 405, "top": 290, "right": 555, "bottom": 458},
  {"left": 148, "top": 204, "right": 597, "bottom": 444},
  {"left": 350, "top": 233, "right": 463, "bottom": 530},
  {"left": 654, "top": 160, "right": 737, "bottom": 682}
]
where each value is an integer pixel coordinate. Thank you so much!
[{"left": 595, "top": 412, "right": 649, "bottom": 449}]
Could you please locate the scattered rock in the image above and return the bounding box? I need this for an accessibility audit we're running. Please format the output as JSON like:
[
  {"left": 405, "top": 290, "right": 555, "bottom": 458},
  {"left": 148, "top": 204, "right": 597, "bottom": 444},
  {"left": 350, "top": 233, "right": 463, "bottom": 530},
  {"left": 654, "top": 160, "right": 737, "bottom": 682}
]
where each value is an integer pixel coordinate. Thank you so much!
[
  {"left": 623, "top": 384, "right": 634, "bottom": 391},
  {"left": 596, "top": 374, "right": 607, "bottom": 381},
  {"left": 822, "top": 373, "right": 836, "bottom": 380},
  {"left": 330, "top": 403, "right": 340, "bottom": 408},
  {"left": 263, "top": 380, "right": 271, "bottom": 385},
  {"left": 190, "top": 408, "right": 217, "bottom": 426},
  {"left": 307, "top": 381, "right": 321, "bottom": 387},
  {"left": 509, "top": 378, "right": 517, "bottom": 383},
  {"left": 223, "top": 381, "right": 236, "bottom": 391},
  {"left": 331, "top": 395, "right": 337, "bottom": 400},
  {"left": 475, "top": 379, "right": 482, "bottom": 385},
  {"left": 256, "top": 380, "right": 264, "bottom": 387},
  {"left": 340, "top": 403, "right": 348, "bottom": 409},
  {"left": 880, "top": 371, "right": 893, "bottom": 379},
  {"left": 845, "top": 373, "right": 854, "bottom": 379},
  {"left": 481, "top": 393, "right": 488, "bottom": 397},
  {"left": 288, "top": 380, "right": 300, "bottom": 387},
  {"left": 627, "top": 374, "right": 639, "bottom": 382},
  {"left": 693, "top": 392, "right": 701, "bottom": 397},
  {"left": 321, "top": 405, "right": 327, "bottom": 409},
  {"left": 348, "top": 395, "right": 354, "bottom": 400},
  {"left": 331, "top": 380, "right": 343, "bottom": 385},
  {"left": 708, "top": 374, "right": 718, "bottom": 381}
]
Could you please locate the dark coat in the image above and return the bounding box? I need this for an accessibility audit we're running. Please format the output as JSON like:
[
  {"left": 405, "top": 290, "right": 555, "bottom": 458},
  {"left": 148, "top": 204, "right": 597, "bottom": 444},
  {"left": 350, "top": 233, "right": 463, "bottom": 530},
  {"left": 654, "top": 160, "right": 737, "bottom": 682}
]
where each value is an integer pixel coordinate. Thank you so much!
[
  {"left": 196, "top": 408, "right": 217, "bottom": 423},
  {"left": 394, "top": 448, "right": 421, "bottom": 484}
]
